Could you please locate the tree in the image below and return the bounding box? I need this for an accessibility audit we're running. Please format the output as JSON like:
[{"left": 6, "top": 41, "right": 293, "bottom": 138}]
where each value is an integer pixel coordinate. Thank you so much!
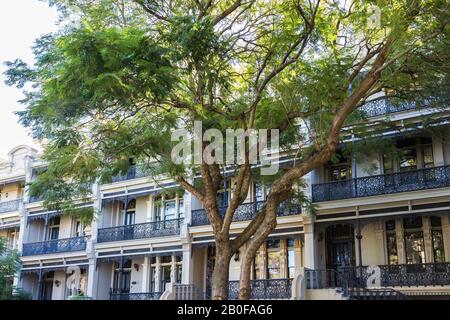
[
  {"left": 4, "top": 0, "right": 449, "bottom": 299},
  {"left": 0, "top": 238, "right": 21, "bottom": 300}
]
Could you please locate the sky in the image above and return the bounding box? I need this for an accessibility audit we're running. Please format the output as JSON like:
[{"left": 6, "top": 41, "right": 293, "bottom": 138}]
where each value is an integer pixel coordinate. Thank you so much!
[{"left": 0, "top": 1, "right": 59, "bottom": 160}]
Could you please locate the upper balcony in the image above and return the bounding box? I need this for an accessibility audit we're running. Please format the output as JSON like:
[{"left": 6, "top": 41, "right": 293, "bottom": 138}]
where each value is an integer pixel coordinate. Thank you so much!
[
  {"left": 312, "top": 165, "right": 450, "bottom": 202},
  {"left": 22, "top": 236, "right": 88, "bottom": 256},
  {"left": 110, "top": 165, "right": 147, "bottom": 183},
  {"left": 97, "top": 218, "right": 184, "bottom": 243},
  {"left": 191, "top": 201, "right": 302, "bottom": 227},
  {"left": 357, "top": 97, "right": 418, "bottom": 118},
  {"left": 0, "top": 199, "right": 22, "bottom": 213}
]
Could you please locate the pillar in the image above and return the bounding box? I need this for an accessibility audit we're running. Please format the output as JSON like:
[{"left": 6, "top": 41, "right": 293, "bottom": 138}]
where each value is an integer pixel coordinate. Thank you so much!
[
  {"left": 86, "top": 260, "right": 98, "bottom": 298},
  {"left": 182, "top": 244, "right": 194, "bottom": 284},
  {"left": 142, "top": 256, "right": 150, "bottom": 292},
  {"left": 441, "top": 214, "right": 450, "bottom": 262},
  {"left": 422, "top": 216, "right": 434, "bottom": 263},
  {"left": 395, "top": 218, "right": 406, "bottom": 264},
  {"left": 146, "top": 195, "right": 153, "bottom": 222},
  {"left": 303, "top": 215, "right": 316, "bottom": 269}
]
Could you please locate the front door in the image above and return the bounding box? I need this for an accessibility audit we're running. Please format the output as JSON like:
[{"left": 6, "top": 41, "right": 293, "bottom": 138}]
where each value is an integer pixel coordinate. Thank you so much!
[{"left": 326, "top": 224, "right": 355, "bottom": 270}]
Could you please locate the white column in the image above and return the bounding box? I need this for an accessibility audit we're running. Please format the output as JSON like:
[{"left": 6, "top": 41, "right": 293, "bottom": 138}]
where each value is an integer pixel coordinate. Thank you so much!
[
  {"left": 182, "top": 243, "right": 194, "bottom": 284},
  {"left": 86, "top": 260, "right": 98, "bottom": 298},
  {"left": 422, "top": 216, "right": 434, "bottom": 263},
  {"left": 170, "top": 255, "right": 176, "bottom": 283},
  {"left": 302, "top": 215, "right": 316, "bottom": 269},
  {"left": 395, "top": 218, "right": 406, "bottom": 264},
  {"left": 441, "top": 214, "right": 450, "bottom": 262},
  {"left": 146, "top": 195, "right": 153, "bottom": 222},
  {"left": 154, "top": 256, "right": 161, "bottom": 292},
  {"left": 432, "top": 136, "right": 445, "bottom": 166},
  {"left": 142, "top": 256, "right": 150, "bottom": 292}
]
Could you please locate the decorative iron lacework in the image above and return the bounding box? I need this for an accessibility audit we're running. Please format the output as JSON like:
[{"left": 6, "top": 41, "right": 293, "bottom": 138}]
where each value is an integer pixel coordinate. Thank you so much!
[
  {"left": 22, "top": 236, "right": 88, "bottom": 256},
  {"left": 338, "top": 263, "right": 450, "bottom": 288},
  {"left": 228, "top": 278, "right": 293, "bottom": 300},
  {"left": 312, "top": 165, "right": 450, "bottom": 202},
  {"left": 111, "top": 165, "right": 148, "bottom": 183},
  {"left": 191, "top": 201, "right": 301, "bottom": 226},
  {"left": 0, "top": 199, "right": 21, "bottom": 213},
  {"left": 357, "top": 97, "right": 418, "bottom": 118},
  {"left": 109, "top": 292, "right": 162, "bottom": 300},
  {"left": 97, "top": 218, "right": 183, "bottom": 243}
]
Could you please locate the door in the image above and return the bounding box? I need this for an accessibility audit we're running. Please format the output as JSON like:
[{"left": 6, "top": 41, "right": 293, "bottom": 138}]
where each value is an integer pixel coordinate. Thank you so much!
[{"left": 326, "top": 224, "right": 355, "bottom": 270}]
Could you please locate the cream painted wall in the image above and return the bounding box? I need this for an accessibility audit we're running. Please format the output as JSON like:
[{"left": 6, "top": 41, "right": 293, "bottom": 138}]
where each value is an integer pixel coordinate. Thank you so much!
[
  {"left": 356, "top": 152, "right": 381, "bottom": 178},
  {"left": 51, "top": 270, "right": 66, "bottom": 300},
  {"left": 129, "top": 258, "right": 144, "bottom": 293},
  {"left": 95, "top": 263, "right": 113, "bottom": 300},
  {"left": 135, "top": 197, "right": 147, "bottom": 224},
  {"left": 0, "top": 182, "right": 23, "bottom": 201},
  {"left": 192, "top": 247, "right": 206, "bottom": 290},
  {"left": 360, "top": 222, "right": 385, "bottom": 266}
]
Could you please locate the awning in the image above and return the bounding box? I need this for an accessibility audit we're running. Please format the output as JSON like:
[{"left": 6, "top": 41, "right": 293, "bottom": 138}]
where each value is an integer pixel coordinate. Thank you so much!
[
  {"left": 101, "top": 182, "right": 180, "bottom": 203},
  {"left": 0, "top": 222, "right": 20, "bottom": 230}
]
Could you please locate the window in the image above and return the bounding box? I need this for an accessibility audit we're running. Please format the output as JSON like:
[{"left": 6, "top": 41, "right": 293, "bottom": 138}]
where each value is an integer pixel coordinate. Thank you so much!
[
  {"left": 287, "top": 238, "right": 296, "bottom": 278},
  {"left": 385, "top": 220, "right": 398, "bottom": 265},
  {"left": 164, "top": 199, "right": 176, "bottom": 220},
  {"left": 48, "top": 217, "right": 60, "bottom": 240},
  {"left": 329, "top": 164, "right": 352, "bottom": 181},
  {"left": 266, "top": 239, "right": 281, "bottom": 279},
  {"left": 399, "top": 148, "right": 417, "bottom": 172},
  {"left": 124, "top": 199, "right": 135, "bottom": 225},
  {"left": 74, "top": 219, "right": 84, "bottom": 237},
  {"left": 178, "top": 199, "right": 184, "bottom": 219},
  {"left": 430, "top": 216, "right": 445, "bottom": 263},
  {"left": 403, "top": 217, "right": 425, "bottom": 264},
  {"left": 422, "top": 146, "right": 434, "bottom": 168},
  {"left": 253, "top": 182, "right": 271, "bottom": 202}
]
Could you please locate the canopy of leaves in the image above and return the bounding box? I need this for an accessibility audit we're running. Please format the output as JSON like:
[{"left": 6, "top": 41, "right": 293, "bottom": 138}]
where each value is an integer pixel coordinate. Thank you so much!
[{"left": 3, "top": 0, "right": 449, "bottom": 216}]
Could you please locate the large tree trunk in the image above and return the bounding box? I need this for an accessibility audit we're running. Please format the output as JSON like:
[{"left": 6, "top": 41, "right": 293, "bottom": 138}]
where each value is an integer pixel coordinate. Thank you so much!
[{"left": 211, "top": 241, "right": 232, "bottom": 300}]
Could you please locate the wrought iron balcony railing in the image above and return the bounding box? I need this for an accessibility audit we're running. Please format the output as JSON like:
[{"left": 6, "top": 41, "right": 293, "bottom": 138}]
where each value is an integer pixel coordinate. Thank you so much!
[
  {"left": 97, "top": 218, "right": 183, "bottom": 243},
  {"left": 312, "top": 165, "right": 450, "bottom": 202},
  {"left": 0, "top": 199, "right": 21, "bottom": 213},
  {"left": 191, "top": 201, "right": 301, "bottom": 227},
  {"left": 22, "top": 236, "right": 87, "bottom": 256},
  {"left": 111, "top": 165, "right": 147, "bottom": 183},
  {"left": 339, "top": 263, "right": 450, "bottom": 288},
  {"left": 357, "top": 97, "right": 418, "bottom": 118},
  {"left": 228, "top": 278, "right": 293, "bottom": 300},
  {"left": 109, "top": 292, "right": 162, "bottom": 300}
]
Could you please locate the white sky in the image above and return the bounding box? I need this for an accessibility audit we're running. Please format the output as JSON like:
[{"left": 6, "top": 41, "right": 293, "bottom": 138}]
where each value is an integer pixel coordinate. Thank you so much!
[{"left": 0, "top": 0, "right": 59, "bottom": 159}]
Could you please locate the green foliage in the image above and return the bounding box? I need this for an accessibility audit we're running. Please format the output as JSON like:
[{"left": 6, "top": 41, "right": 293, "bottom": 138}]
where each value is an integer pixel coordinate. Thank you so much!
[
  {"left": 0, "top": 238, "right": 21, "bottom": 300},
  {"left": 12, "top": 288, "right": 33, "bottom": 300},
  {"left": 3, "top": 0, "right": 449, "bottom": 219}
]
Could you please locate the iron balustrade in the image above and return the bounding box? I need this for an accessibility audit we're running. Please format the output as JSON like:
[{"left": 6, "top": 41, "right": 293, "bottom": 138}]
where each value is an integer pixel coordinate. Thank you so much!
[
  {"left": 312, "top": 165, "right": 450, "bottom": 202},
  {"left": 357, "top": 97, "right": 418, "bottom": 118},
  {"left": 22, "top": 236, "right": 87, "bottom": 256},
  {"left": 191, "top": 201, "right": 302, "bottom": 226},
  {"left": 110, "top": 292, "right": 162, "bottom": 300},
  {"left": 0, "top": 199, "right": 21, "bottom": 213},
  {"left": 97, "top": 218, "right": 183, "bottom": 243},
  {"left": 228, "top": 278, "right": 292, "bottom": 300},
  {"left": 111, "top": 165, "right": 147, "bottom": 183},
  {"left": 305, "top": 268, "right": 341, "bottom": 289},
  {"left": 339, "top": 263, "right": 450, "bottom": 288},
  {"left": 174, "top": 284, "right": 209, "bottom": 300}
]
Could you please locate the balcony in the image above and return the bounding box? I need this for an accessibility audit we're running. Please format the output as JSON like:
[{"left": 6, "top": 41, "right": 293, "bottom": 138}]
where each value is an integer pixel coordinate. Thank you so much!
[
  {"left": 357, "top": 97, "right": 418, "bottom": 118},
  {"left": 228, "top": 278, "right": 292, "bottom": 300},
  {"left": 22, "top": 236, "right": 87, "bottom": 256},
  {"left": 339, "top": 263, "right": 450, "bottom": 288},
  {"left": 111, "top": 165, "right": 147, "bottom": 183},
  {"left": 312, "top": 165, "right": 450, "bottom": 202},
  {"left": 191, "top": 201, "right": 301, "bottom": 227},
  {"left": 97, "top": 218, "right": 183, "bottom": 243},
  {"left": 110, "top": 292, "right": 162, "bottom": 300},
  {"left": 0, "top": 199, "right": 21, "bottom": 213}
]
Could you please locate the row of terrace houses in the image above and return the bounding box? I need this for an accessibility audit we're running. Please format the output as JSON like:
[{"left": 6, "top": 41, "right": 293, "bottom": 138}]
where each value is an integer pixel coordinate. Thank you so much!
[{"left": 1, "top": 98, "right": 450, "bottom": 300}]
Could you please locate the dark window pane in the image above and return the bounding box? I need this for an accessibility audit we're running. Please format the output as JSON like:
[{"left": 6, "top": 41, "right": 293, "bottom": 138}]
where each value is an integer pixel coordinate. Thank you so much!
[
  {"left": 403, "top": 216, "right": 422, "bottom": 229},
  {"left": 267, "top": 239, "right": 280, "bottom": 249},
  {"left": 432, "top": 230, "right": 446, "bottom": 263}
]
